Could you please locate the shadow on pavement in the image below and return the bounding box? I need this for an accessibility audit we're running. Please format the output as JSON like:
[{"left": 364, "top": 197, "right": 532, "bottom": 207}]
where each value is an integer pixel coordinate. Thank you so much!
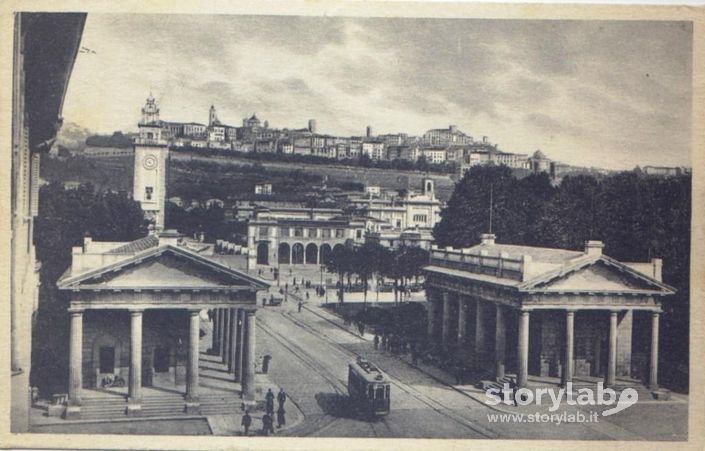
[{"left": 315, "top": 392, "right": 382, "bottom": 422}]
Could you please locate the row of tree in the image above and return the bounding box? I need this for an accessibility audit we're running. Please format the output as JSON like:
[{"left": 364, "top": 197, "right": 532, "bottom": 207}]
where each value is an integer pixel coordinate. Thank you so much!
[
  {"left": 433, "top": 165, "right": 691, "bottom": 390},
  {"left": 324, "top": 242, "right": 429, "bottom": 305},
  {"left": 173, "top": 145, "right": 458, "bottom": 174}
]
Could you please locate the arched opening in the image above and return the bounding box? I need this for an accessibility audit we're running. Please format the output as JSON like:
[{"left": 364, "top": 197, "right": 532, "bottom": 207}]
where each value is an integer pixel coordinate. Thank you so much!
[
  {"left": 278, "top": 243, "right": 291, "bottom": 264},
  {"left": 257, "top": 242, "right": 269, "bottom": 265},
  {"left": 305, "top": 243, "right": 319, "bottom": 264},
  {"left": 319, "top": 244, "right": 332, "bottom": 265},
  {"left": 292, "top": 243, "right": 304, "bottom": 265},
  {"left": 333, "top": 244, "right": 344, "bottom": 253}
]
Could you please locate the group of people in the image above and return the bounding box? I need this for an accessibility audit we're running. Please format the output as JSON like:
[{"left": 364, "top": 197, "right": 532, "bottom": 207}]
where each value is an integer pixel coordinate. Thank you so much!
[{"left": 240, "top": 388, "right": 288, "bottom": 436}]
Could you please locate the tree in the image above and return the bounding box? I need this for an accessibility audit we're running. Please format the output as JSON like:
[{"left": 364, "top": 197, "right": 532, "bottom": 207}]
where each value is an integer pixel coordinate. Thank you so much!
[
  {"left": 325, "top": 243, "right": 355, "bottom": 303},
  {"left": 351, "top": 243, "right": 386, "bottom": 306}
]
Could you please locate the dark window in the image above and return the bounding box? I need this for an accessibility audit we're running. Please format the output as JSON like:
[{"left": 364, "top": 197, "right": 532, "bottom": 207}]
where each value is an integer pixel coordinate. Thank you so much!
[
  {"left": 368, "top": 386, "right": 374, "bottom": 399},
  {"left": 99, "top": 347, "right": 115, "bottom": 373},
  {"left": 154, "top": 346, "right": 170, "bottom": 373},
  {"left": 145, "top": 186, "right": 153, "bottom": 200},
  {"left": 376, "top": 386, "right": 384, "bottom": 400}
]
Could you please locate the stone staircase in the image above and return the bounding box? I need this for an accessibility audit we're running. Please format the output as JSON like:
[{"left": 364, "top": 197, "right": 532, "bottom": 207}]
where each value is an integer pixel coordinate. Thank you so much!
[{"left": 79, "top": 391, "right": 245, "bottom": 420}]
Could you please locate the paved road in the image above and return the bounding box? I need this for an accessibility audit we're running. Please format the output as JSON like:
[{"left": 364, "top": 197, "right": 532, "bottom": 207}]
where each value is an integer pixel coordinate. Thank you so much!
[
  {"left": 257, "top": 305, "right": 495, "bottom": 438},
  {"left": 255, "top": 301, "right": 637, "bottom": 439}
]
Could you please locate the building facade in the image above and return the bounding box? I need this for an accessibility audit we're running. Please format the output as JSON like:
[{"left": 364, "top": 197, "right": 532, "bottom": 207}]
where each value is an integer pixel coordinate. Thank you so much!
[
  {"left": 11, "top": 12, "right": 85, "bottom": 432},
  {"left": 246, "top": 208, "right": 367, "bottom": 268},
  {"left": 423, "top": 234, "right": 674, "bottom": 389}
]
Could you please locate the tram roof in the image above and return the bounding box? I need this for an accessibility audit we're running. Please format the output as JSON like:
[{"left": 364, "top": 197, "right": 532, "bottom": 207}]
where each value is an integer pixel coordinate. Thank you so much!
[{"left": 349, "top": 358, "right": 389, "bottom": 384}]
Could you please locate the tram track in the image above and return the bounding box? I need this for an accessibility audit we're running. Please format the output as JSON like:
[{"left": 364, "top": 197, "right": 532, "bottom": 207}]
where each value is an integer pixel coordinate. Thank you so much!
[{"left": 280, "top": 310, "right": 496, "bottom": 439}]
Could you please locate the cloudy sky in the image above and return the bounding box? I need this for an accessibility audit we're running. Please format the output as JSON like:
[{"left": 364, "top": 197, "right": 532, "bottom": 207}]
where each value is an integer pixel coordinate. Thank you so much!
[{"left": 62, "top": 14, "right": 692, "bottom": 169}]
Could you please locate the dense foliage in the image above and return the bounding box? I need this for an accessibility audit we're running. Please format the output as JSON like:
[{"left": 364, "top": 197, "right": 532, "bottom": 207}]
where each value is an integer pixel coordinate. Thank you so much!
[
  {"left": 325, "top": 242, "right": 429, "bottom": 304},
  {"left": 85, "top": 131, "right": 134, "bottom": 148},
  {"left": 433, "top": 165, "right": 691, "bottom": 390}
]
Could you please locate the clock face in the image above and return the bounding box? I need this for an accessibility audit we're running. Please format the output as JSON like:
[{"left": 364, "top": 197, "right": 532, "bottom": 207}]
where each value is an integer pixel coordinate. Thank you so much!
[{"left": 143, "top": 155, "right": 158, "bottom": 170}]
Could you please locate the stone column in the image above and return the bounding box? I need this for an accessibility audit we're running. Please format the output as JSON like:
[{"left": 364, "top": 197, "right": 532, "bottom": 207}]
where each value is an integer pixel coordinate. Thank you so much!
[
  {"left": 441, "top": 292, "right": 451, "bottom": 350},
  {"left": 475, "top": 299, "right": 486, "bottom": 355},
  {"left": 606, "top": 310, "right": 618, "bottom": 387},
  {"left": 66, "top": 308, "right": 83, "bottom": 419},
  {"left": 127, "top": 309, "right": 143, "bottom": 415},
  {"left": 650, "top": 312, "right": 660, "bottom": 390},
  {"left": 562, "top": 310, "right": 575, "bottom": 387},
  {"left": 222, "top": 308, "right": 231, "bottom": 365},
  {"left": 217, "top": 308, "right": 226, "bottom": 359},
  {"left": 426, "top": 292, "right": 436, "bottom": 342},
  {"left": 185, "top": 310, "right": 201, "bottom": 413},
  {"left": 228, "top": 309, "right": 237, "bottom": 374},
  {"left": 457, "top": 296, "right": 468, "bottom": 364},
  {"left": 517, "top": 310, "right": 530, "bottom": 388},
  {"left": 242, "top": 310, "right": 257, "bottom": 402},
  {"left": 494, "top": 304, "right": 506, "bottom": 380},
  {"left": 211, "top": 309, "right": 220, "bottom": 353},
  {"left": 236, "top": 309, "right": 245, "bottom": 382}
]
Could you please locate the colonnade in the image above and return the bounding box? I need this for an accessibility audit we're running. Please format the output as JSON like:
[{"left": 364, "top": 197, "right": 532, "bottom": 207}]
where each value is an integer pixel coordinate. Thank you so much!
[{"left": 428, "top": 291, "right": 661, "bottom": 389}]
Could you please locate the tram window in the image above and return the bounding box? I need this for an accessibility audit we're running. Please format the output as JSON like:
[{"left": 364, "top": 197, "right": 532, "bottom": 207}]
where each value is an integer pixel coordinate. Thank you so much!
[
  {"left": 368, "top": 386, "right": 374, "bottom": 399},
  {"left": 385, "top": 385, "right": 390, "bottom": 399},
  {"left": 376, "top": 386, "right": 384, "bottom": 400}
]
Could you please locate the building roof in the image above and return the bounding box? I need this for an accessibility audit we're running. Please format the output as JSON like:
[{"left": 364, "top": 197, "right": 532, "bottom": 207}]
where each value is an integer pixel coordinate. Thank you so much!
[
  {"left": 105, "top": 235, "right": 159, "bottom": 254},
  {"left": 466, "top": 243, "right": 583, "bottom": 265},
  {"left": 22, "top": 13, "right": 86, "bottom": 152}
]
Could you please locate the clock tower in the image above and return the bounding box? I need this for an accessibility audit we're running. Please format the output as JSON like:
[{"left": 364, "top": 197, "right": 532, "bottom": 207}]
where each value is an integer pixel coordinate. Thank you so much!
[{"left": 133, "top": 93, "right": 169, "bottom": 231}]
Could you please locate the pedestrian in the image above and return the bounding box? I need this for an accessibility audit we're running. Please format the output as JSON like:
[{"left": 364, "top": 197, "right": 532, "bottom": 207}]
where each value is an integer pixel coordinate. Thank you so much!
[
  {"left": 373, "top": 334, "right": 380, "bottom": 350},
  {"left": 381, "top": 334, "right": 387, "bottom": 350},
  {"left": 454, "top": 364, "right": 462, "bottom": 385},
  {"left": 262, "top": 412, "right": 274, "bottom": 436},
  {"left": 357, "top": 322, "right": 365, "bottom": 336},
  {"left": 277, "top": 388, "right": 287, "bottom": 408},
  {"left": 306, "top": 292, "right": 310, "bottom": 301},
  {"left": 262, "top": 297, "right": 267, "bottom": 307},
  {"left": 276, "top": 405, "right": 286, "bottom": 428},
  {"left": 298, "top": 301, "right": 303, "bottom": 313},
  {"left": 265, "top": 388, "right": 275, "bottom": 414},
  {"left": 509, "top": 377, "right": 518, "bottom": 406},
  {"left": 241, "top": 410, "right": 252, "bottom": 436}
]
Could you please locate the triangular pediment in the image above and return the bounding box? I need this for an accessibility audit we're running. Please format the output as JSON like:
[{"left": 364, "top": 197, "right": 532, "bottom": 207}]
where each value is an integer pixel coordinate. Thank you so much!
[
  {"left": 524, "top": 258, "right": 673, "bottom": 294},
  {"left": 59, "top": 246, "right": 269, "bottom": 291}
]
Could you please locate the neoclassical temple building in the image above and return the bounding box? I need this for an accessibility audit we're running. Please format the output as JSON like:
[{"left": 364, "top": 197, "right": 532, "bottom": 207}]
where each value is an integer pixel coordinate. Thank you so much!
[
  {"left": 57, "top": 231, "right": 269, "bottom": 418},
  {"left": 423, "top": 234, "right": 675, "bottom": 389}
]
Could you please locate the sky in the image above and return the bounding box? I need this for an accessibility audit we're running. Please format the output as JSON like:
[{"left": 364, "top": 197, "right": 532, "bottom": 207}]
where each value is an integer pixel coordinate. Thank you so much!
[{"left": 62, "top": 14, "right": 693, "bottom": 170}]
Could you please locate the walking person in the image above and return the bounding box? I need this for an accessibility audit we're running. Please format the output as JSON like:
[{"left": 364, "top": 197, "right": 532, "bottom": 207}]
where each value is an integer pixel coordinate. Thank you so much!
[
  {"left": 277, "top": 388, "right": 287, "bottom": 408},
  {"left": 262, "top": 412, "right": 274, "bottom": 436},
  {"left": 298, "top": 301, "right": 303, "bottom": 313},
  {"left": 508, "top": 377, "right": 519, "bottom": 406},
  {"left": 241, "top": 410, "right": 252, "bottom": 436},
  {"left": 373, "top": 334, "right": 380, "bottom": 350},
  {"left": 265, "top": 388, "right": 275, "bottom": 415},
  {"left": 276, "top": 405, "right": 286, "bottom": 428}
]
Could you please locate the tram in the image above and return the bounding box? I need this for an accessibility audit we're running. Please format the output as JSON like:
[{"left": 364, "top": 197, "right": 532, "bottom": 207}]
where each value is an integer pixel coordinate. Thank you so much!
[{"left": 347, "top": 357, "right": 391, "bottom": 417}]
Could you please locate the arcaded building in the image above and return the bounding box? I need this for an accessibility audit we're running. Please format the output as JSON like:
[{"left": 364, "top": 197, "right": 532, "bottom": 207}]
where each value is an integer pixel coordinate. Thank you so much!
[{"left": 423, "top": 234, "right": 675, "bottom": 389}]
